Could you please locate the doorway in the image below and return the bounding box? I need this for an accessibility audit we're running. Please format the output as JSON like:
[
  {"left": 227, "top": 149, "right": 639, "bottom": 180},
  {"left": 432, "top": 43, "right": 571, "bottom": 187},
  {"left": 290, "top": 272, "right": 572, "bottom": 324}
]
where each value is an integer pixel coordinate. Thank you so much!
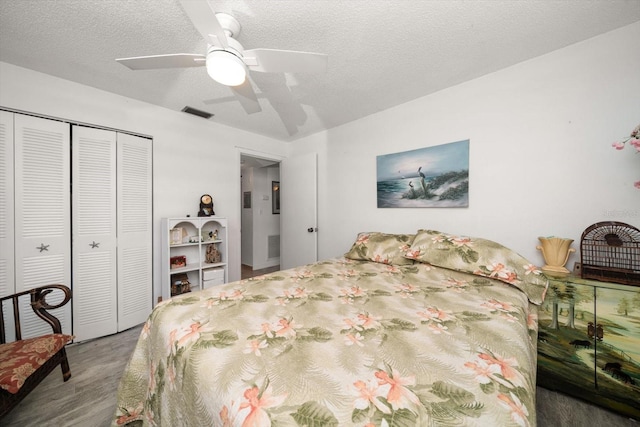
[{"left": 240, "top": 153, "right": 281, "bottom": 279}]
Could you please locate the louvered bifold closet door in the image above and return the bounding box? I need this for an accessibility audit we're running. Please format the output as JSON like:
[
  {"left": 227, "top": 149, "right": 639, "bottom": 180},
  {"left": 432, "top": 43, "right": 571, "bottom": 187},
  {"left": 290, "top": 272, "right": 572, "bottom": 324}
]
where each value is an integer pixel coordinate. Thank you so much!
[
  {"left": 0, "top": 111, "right": 15, "bottom": 300},
  {"left": 72, "top": 126, "right": 117, "bottom": 341},
  {"left": 117, "top": 133, "right": 152, "bottom": 331},
  {"left": 14, "top": 114, "right": 71, "bottom": 338},
  {"left": 0, "top": 112, "right": 17, "bottom": 341}
]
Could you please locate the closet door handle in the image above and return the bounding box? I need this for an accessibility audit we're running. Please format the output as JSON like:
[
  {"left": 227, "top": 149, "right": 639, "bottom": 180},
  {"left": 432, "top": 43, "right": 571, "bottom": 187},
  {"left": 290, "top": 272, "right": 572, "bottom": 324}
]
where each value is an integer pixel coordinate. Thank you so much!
[
  {"left": 36, "top": 243, "right": 50, "bottom": 252},
  {"left": 89, "top": 241, "right": 100, "bottom": 249}
]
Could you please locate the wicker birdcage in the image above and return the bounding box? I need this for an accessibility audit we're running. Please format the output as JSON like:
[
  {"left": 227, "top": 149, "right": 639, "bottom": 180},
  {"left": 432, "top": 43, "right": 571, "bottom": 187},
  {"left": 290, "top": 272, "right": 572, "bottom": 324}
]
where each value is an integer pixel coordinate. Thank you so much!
[{"left": 580, "top": 221, "right": 640, "bottom": 286}]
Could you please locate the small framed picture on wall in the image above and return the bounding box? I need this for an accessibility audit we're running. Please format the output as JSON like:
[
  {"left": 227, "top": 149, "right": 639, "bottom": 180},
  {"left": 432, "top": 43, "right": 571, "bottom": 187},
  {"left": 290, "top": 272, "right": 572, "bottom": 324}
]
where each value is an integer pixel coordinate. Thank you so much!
[{"left": 272, "top": 181, "right": 280, "bottom": 214}]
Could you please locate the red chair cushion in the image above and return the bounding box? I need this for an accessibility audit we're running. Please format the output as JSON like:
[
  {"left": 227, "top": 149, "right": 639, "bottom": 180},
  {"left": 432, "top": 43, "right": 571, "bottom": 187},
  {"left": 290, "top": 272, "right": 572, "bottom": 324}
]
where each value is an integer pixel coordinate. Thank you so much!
[{"left": 0, "top": 334, "right": 73, "bottom": 394}]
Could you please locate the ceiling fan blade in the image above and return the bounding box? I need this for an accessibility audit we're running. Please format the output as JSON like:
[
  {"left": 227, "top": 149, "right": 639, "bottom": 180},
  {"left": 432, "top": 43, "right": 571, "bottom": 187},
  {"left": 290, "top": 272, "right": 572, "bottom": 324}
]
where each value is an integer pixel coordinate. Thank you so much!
[
  {"left": 243, "top": 49, "right": 328, "bottom": 74},
  {"left": 179, "top": 0, "right": 228, "bottom": 47},
  {"left": 116, "top": 54, "right": 205, "bottom": 70},
  {"left": 230, "top": 80, "right": 262, "bottom": 114}
]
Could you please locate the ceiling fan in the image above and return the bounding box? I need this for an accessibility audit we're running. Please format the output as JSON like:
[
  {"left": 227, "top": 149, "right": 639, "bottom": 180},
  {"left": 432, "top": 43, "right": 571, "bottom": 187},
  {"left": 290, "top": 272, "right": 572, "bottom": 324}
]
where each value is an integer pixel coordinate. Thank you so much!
[{"left": 116, "top": 0, "right": 328, "bottom": 114}]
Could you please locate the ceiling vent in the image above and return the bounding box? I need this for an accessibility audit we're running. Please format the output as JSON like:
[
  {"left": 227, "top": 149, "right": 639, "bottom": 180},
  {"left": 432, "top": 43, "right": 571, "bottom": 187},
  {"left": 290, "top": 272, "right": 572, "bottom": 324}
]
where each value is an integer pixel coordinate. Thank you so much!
[{"left": 181, "top": 106, "right": 214, "bottom": 119}]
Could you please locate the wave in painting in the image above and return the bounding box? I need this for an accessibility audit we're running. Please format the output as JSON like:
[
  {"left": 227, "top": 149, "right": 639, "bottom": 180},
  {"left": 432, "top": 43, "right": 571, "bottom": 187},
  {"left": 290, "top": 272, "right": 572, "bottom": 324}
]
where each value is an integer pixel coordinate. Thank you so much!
[{"left": 377, "top": 169, "right": 469, "bottom": 208}]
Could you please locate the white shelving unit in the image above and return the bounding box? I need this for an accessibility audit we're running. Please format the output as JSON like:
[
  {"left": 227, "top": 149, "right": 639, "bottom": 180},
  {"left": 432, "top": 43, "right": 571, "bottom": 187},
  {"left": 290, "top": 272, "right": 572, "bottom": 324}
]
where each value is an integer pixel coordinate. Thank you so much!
[{"left": 161, "top": 217, "right": 228, "bottom": 299}]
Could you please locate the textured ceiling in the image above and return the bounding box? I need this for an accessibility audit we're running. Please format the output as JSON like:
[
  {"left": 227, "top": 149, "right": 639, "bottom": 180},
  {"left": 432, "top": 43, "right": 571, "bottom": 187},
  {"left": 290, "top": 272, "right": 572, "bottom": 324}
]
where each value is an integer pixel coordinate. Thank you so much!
[{"left": 1, "top": 1, "right": 639, "bottom": 142}]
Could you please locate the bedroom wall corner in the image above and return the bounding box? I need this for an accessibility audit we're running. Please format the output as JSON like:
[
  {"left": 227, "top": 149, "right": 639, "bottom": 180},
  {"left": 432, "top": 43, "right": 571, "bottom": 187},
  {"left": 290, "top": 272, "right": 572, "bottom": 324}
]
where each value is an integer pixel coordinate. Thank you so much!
[
  {"left": 293, "top": 21, "right": 640, "bottom": 267},
  {"left": 0, "top": 61, "right": 288, "bottom": 301}
]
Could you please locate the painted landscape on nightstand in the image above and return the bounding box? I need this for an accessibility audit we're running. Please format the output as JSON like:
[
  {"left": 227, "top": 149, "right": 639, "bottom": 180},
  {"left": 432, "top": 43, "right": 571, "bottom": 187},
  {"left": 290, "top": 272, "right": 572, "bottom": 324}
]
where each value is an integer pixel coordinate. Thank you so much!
[{"left": 537, "top": 281, "right": 640, "bottom": 419}]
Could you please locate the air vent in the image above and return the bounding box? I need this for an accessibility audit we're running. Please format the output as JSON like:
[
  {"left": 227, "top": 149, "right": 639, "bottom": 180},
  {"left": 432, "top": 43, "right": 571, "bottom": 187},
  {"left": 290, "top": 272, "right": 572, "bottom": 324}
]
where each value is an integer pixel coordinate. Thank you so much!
[
  {"left": 268, "top": 235, "right": 280, "bottom": 259},
  {"left": 181, "top": 106, "right": 214, "bottom": 119}
]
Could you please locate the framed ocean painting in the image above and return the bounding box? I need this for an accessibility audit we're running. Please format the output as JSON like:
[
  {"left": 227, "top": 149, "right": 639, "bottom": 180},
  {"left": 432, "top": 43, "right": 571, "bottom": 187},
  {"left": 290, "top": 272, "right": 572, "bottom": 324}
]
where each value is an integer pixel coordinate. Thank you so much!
[{"left": 376, "top": 139, "right": 469, "bottom": 208}]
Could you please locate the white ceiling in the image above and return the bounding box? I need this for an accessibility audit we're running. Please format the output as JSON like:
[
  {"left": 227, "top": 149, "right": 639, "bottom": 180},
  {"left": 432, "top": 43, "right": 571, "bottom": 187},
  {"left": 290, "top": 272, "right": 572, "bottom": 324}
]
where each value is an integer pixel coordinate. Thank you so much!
[{"left": 1, "top": 1, "right": 639, "bottom": 142}]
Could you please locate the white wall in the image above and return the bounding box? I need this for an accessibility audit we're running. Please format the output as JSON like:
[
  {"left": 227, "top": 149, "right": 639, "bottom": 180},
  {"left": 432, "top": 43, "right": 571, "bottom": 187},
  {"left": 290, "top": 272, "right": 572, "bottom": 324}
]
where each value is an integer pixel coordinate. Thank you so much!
[
  {"left": 3, "top": 20, "right": 639, "bottom": 292},
  {"left": 0, "top": 62, "right": 288, "bottom": 301},
  {"left": 292, "top": 22, "right": 640, "bottom": 269}
]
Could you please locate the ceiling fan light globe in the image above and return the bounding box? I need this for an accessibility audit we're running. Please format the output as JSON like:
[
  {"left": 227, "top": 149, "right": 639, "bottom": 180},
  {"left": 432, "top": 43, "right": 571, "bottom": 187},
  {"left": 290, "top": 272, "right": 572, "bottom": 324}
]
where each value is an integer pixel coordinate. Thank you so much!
[{"left": 206, "top": 50, "right": 247, "bottom": 86}]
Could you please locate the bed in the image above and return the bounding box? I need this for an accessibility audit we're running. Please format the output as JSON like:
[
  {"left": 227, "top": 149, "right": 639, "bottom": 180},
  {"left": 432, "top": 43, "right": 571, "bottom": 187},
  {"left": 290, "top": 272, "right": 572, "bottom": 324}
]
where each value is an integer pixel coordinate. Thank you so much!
[{"left": 113, "top": 229, "right": 548, "bottom": 426}]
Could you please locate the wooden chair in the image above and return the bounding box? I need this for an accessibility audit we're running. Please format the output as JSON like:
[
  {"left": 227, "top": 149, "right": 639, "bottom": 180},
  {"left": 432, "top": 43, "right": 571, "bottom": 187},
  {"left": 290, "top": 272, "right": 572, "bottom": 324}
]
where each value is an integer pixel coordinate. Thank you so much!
[{"left": 0, "top": 284, "right": 73, "bottom": 419}]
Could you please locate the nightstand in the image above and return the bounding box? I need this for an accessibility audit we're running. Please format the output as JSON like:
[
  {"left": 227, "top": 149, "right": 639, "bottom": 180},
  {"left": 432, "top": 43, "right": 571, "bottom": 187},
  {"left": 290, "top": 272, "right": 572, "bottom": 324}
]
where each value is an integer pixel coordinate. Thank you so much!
[{"left": 536, "top": 274, "right": 639, "bottom": 420}]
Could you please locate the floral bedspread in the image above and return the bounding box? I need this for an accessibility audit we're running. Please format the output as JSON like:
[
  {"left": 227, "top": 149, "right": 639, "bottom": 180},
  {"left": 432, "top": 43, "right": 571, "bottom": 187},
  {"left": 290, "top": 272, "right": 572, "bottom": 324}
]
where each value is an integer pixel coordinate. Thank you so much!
[{"left": 114, "top": 258, "right": 539, "bottom": 426}]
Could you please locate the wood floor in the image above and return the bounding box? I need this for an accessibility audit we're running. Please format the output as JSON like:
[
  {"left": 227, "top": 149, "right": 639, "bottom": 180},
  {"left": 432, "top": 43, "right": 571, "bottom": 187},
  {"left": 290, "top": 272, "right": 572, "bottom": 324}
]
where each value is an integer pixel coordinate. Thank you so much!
[
  {"left": 3, "top": 266, "right": 637, "bottom": 426},
  {"left": 241, "top": 263, "right": 280, "bottom": 279},
  {"left": 2, "top": 324, "right": 143, "bottom": 426}
]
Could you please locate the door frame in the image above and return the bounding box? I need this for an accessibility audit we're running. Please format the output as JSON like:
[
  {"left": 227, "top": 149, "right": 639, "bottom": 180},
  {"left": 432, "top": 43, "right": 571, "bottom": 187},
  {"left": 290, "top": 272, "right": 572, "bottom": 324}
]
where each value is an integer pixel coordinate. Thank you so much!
[{"left": 237, "top": 148, "right": 284, "bottom": 279}]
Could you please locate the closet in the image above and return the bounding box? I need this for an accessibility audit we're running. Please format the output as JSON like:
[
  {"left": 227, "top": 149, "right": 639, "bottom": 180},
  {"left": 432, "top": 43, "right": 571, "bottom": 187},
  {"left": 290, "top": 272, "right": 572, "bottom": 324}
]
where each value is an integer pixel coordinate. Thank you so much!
[
  {"left": 71, "top": 126, "right": 152, "bottom": 341},
  {"left": 0, "top": 111, "right": 152, "bottom": 342},
  {"left": 1, "top": 112, "right": 71, "bottom": 339}
]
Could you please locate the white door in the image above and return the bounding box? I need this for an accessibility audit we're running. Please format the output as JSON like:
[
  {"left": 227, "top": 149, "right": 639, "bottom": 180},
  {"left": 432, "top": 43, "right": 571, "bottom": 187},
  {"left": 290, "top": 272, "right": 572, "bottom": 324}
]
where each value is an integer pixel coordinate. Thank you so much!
[
  {"left": 117, "top": 132, "right": 153, "bottom": 331},
  {"left": 0, "top": 111, "right": 15, "bottom": 299},
  {"left": 72, "top": 125, "right": 118, "bottom": 341},
  {"left": 14, "top": 114, "right": 71, "bottom": 338},
  {"left": 280, "top": 152, "right": 317, "bottom": 269}
]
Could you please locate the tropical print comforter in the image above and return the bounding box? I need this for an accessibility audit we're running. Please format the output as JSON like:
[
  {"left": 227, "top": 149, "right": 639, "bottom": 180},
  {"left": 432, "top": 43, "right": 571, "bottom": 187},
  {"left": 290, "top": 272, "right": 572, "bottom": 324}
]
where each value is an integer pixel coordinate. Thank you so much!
[{"left": 114, "top": 256, "right": 541, "bottom": 426}]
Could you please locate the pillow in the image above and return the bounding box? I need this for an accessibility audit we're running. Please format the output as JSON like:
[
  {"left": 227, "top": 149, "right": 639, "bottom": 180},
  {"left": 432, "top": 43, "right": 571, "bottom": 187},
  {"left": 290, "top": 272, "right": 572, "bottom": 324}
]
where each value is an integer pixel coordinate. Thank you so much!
[
  {"left": 405, "top": 229, "right": 548, "bottom": 304},
  {"left": 345, "top": 232, "right": 415, "bottom": 265}
]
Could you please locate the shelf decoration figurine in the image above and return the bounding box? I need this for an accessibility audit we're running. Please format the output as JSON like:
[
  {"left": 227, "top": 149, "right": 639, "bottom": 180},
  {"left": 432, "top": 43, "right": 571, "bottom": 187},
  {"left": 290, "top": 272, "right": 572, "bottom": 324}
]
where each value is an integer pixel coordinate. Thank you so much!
[
  {"left": 205, "top": 243, "right": 221, "bottom": 264},
  {"left": 537, "top": 236, "right": 575, "bottom": 276},
  {"left": 206, "top": 229, "right": 219, "bottom": 241},
  {"left": 198, "top": 194, "right": 215, "bottom": 216}
]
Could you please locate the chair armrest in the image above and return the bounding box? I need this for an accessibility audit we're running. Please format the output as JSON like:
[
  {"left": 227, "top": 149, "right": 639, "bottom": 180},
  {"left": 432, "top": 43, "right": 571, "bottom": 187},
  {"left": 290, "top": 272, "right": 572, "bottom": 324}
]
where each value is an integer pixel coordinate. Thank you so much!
[
  {"left": 0, "top": 285, "right": 72, "bottom": 343},
  {"left": 30, "top": 285, "right": 72, "bottom": 335}
]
